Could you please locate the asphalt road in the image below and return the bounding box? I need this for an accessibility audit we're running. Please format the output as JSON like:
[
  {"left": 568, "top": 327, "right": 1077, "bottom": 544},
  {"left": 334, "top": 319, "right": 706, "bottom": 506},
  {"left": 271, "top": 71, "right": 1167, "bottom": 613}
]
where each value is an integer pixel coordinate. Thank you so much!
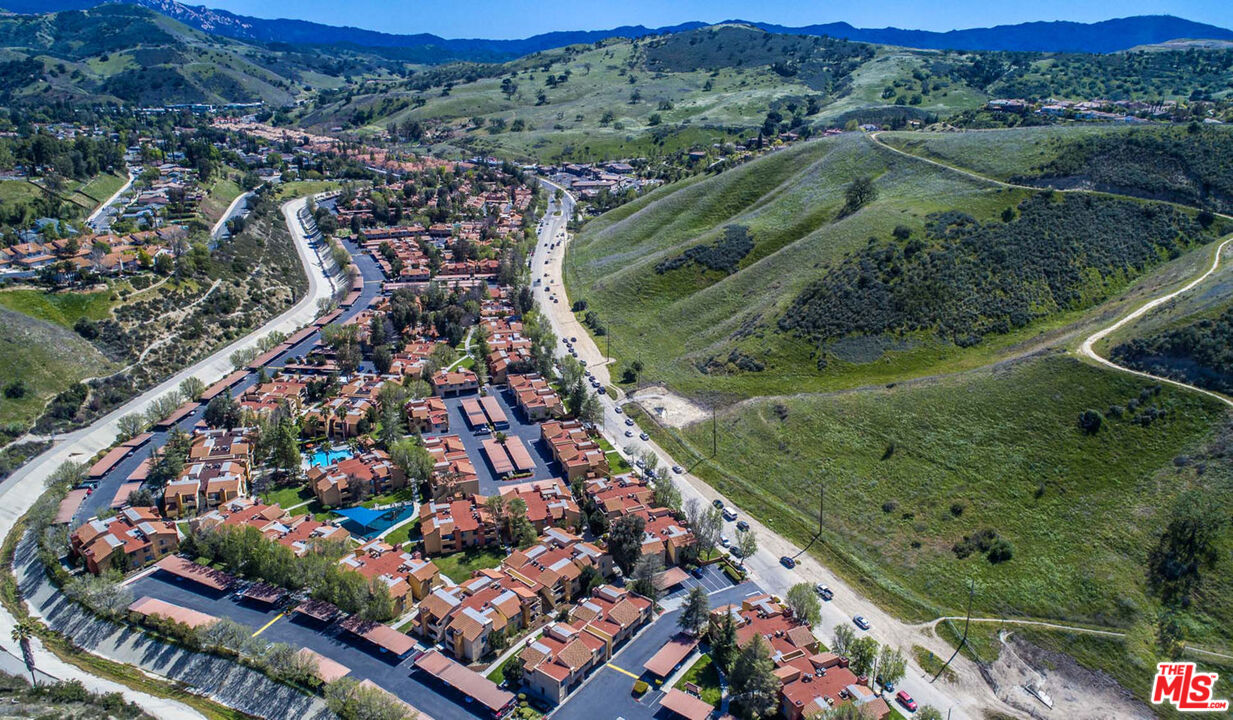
[
  {"left": 552, "top": 582, "right": 759, "bottom": 720},
  {"left": 0, "top": 195, "right": 339, "bottom": 720},
  {"left": 531, "top": 180, "right": 990, "bottom": 719}
]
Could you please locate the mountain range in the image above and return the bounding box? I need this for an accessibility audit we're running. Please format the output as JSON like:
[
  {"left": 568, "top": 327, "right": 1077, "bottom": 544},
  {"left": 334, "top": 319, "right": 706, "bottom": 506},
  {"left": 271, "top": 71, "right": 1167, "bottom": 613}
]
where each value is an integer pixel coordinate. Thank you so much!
[{"left": 4, "top": 1, "right": 1233, "bottom": 60}]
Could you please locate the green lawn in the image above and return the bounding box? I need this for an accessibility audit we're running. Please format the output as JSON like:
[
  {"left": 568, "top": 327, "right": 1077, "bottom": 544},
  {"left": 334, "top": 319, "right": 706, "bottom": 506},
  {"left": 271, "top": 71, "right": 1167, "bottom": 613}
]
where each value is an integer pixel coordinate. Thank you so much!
[
  {"left": 383, "top": 517, "right": 420, "bottom": 547},
  {"left": 261, "top": 484, "right": 313, "bottom": 509},
  {"left": 360, "top": 487, "right": 418, "bottom": 508},
  {"left": 639, "top": 354, "right": 1233, "bottom": 647},
  {"left": 432, "top": 547, "right": 506, "bottom": 582},
  {"left": 274, "top": 180, "right": 343, "bottom": 201},
  {"left": 673, "top": 654, "right": 722, "bottom": 707},
  {"left": 486, "top": 654, "right": 520, "bottom": 683},
  {"left": 72, "top": 172, "right": 127, "bottom": 209},
  {"left": 288, "top": 500, "right": 338, "bottom": 522}
]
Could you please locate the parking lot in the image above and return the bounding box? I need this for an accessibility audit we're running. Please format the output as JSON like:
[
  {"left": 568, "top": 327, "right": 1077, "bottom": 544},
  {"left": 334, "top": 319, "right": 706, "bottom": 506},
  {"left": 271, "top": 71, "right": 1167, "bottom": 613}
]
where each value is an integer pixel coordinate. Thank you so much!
[
  {"left": 126, "top": 570, "right": 498, "bottom": 720},
  {"left": 553, "top": 582, "right": 762, "bottom": 720},
  {"left": 428, "top": 385, "right": 561, "bottom": 494},
  {"left": 660, "top": 563, "right": 734, "bottom": 605}
]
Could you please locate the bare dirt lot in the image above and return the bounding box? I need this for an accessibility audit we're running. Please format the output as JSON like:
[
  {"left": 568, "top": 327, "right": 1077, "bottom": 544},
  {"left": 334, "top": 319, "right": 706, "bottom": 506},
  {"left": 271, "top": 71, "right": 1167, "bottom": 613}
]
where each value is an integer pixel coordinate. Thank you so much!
[
  {"left": 989, "top": 631, "right": 1153, "bottom": 720},
  {"left": 628, "top": 385, "right": 710, "bottom": 427}
]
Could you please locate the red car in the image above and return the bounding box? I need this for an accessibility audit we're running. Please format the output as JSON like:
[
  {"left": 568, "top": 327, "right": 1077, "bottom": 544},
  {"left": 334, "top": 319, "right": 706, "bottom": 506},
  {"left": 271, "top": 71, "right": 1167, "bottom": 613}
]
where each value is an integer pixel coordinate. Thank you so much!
[{"left": 896, "top": 690, "right": 918, "bottom": 712}]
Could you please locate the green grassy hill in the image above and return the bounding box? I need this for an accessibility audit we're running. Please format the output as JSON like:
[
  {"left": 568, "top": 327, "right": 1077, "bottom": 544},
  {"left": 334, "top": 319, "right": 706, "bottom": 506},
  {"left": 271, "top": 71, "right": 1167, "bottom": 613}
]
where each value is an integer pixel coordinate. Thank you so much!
[
  {"left": 641, "top": 354, "right": 1232, "bottom": 643},
  {"left": 299, "top": 25, "right": 990, "bottom": 162},
  {"left": 0, "top": 305, "right": 113, "bottom": 430},
  {"left": 565, "top": 132, "right": 1229, "bottom": 402},
  {"left": 882, "top": 124, "right": 1233, "bottom": 212},
  {"left": 570, "top": 127, "right": 1233, "bottom": 679},
  {"left": 0, "top": 5, "right": 394, "bottom": 106}
]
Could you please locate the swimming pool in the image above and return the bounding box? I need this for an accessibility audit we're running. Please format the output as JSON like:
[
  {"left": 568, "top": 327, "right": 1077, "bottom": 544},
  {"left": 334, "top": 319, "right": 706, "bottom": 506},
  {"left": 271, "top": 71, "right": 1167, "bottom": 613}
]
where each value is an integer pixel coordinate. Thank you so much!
[{"left": 307, "top": 447, "right": 353, "bottom": 468}]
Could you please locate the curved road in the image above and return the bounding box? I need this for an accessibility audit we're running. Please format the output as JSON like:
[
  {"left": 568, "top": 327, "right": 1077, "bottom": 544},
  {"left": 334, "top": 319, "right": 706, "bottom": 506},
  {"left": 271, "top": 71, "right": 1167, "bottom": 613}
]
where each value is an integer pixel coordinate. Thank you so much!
[{"left": 0, "top": 195, "right": 335, "bottom": 719}]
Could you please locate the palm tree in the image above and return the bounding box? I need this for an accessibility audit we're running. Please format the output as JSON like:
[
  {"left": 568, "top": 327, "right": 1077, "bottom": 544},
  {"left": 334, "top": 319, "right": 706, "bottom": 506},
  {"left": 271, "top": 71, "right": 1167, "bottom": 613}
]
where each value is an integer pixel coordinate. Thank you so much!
[{"left": 11, "top": 619, "right": 37, "bottom": 685}]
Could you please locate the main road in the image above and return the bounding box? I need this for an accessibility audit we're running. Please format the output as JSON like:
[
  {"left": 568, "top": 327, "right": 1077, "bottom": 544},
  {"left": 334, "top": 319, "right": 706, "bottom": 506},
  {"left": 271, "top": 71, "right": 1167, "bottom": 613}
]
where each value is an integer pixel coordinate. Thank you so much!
[
  {"left": 0, "top": 195, "right": 337, "bottom": 720},
  {"left": 532, "top": 179, "right": 1007, "bottom": 719}
]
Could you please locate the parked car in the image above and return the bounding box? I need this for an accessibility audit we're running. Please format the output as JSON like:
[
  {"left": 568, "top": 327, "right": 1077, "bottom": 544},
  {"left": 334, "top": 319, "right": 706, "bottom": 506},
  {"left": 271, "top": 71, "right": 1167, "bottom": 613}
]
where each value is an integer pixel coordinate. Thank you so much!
[
  {"left": 883, "top": 680, "right": 895, "bottom": 693},
  {"left": 779, "top": 555, "right": 796, "bottom": 569},
  {"left": 570, "top": 337, "right": 577, "bottom": 342},
  {"left": 672, "top": 465, "right": 684, "bottom": 474},
  {"left": 712, "top": 499, "right": 724, "bottom": 509},
  {"left": 598, "top": 387, "right": 606, "bottom": 395},
  {"left": 815, "top": 584, "right": 834, "bottom": 601},
  {"left": 728, "top": 546, "right": 743, "bottom": 559},
  {"left": 624, "top": 430, "right": 634, "bottom": 437},
  {"left": 854, "top": 616, "right": 871, "bottom": 631},
  {"left": 614, "top": 406, "right": 624, "bottom": 414},
  {"left": 895, "top": 690, "right": 917, "bottom": 712},
  {"left": 736, "top": 520, "right": 750, "bottom": 532},
  {"left": 639, "top": 433, "right": 649, "bottom": 441},
  {"left": 722, "top": 507, "right": 738, "bottom": 521},
  {"left": 625, "top": 418, "right": 635, "bottom": 426},
  {"left": 690, "top": 566, "right": 705, "bottom": 578},
  {"left": 720, "top": 535, "right": 731, "bottom": 547}
]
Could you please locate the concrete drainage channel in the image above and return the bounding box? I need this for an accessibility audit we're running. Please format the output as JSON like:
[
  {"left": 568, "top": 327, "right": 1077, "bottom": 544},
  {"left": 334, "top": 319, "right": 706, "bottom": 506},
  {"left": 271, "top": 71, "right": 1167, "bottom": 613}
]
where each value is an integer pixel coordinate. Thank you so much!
[{"left": 14, "top": 534, "right": 333, "bottom": 720}]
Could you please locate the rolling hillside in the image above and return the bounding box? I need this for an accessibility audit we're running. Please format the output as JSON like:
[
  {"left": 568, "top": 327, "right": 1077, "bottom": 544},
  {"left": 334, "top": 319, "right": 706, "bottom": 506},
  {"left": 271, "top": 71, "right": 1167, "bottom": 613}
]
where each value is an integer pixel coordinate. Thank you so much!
[
  {"left": 569, "top": 128, "right": 1233, "bottom": 672},
  {"left": 294, "top": 22, "right": 1233, "bottom": 163},
  {"left": 0, "top": 5, "right": 397, "bottom": 106},
  {"left": 564, "top": 131, "right": 1229, "bottom": 401},
  {"left": 299, "top": 25, "right": 991, "bottom": 161}
]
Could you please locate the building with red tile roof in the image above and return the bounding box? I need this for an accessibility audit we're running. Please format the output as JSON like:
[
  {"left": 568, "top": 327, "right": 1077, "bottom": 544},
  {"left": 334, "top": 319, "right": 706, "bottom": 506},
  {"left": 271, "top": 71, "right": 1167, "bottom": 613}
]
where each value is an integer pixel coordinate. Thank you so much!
[
  {"left": 508, "top": 374, "right": 565, "bottom": 420},
  {"left": 415, "top": 568, "right": 543, "bottom": 662},
  {"left": 501, "top": 527, "right": 611, "bottom": 608},
  {"left": 541, "top": 421, "right": 608, "bottom": 481},
  {"left": 338, "top": 539, "right": 440, "bottom": 613},
  {"left": 306, "top": 450, "right": 405, "bottom": 507},
  {"left": 70, "top": 507, "right": 179, "bottom": 575},
  {"left": 498, "top": 478, "right": 582, "bottom": 534},
  {"left": 520, "top": 584, "right": 653, "bottom": 704},
  {"left": 190, "top": 497, "right": 351, "bottom": 556},
  {"left": 420, "top": 496, "right": 500, "bottom": 556},
  {"left": 405, "top": 395, "right": 449, "bottom": 434},
  {"left": 423, "top": 435, "right": 479, "bottom": 499}
]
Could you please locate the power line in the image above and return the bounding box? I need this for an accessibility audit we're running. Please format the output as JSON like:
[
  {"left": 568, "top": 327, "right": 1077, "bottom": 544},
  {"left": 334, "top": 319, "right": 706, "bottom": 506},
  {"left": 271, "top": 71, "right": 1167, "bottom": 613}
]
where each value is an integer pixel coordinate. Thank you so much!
[{"left": 932, "top": 578, "right": 976, "bottom": 683}]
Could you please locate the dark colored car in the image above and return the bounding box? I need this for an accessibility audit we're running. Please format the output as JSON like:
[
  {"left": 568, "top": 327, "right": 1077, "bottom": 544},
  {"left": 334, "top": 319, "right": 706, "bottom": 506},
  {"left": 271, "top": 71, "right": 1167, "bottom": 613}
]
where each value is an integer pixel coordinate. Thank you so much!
[
  {"left": 712, "top": 499, "right": 724, "bottom": 509},
  {"left": 736, "top": 520, "right": 750, "bottom": 532},
  {"left": 779, "top": 555, "right": 796, "bottom": 569}
]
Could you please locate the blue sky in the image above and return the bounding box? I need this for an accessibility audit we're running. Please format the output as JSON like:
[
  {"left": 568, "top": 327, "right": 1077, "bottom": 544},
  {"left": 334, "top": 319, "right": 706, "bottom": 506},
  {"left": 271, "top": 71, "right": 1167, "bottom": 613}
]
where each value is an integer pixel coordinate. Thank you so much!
[{"left": 205, "top": 0, "right": 1232, "bottom": 39}]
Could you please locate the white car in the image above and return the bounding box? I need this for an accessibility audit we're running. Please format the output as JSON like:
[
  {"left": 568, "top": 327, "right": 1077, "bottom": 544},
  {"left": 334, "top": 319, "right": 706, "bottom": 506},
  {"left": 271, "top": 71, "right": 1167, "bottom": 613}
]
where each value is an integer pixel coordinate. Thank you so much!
[{"left": 720, "top": 535, "right": 731, "bottom": 547}]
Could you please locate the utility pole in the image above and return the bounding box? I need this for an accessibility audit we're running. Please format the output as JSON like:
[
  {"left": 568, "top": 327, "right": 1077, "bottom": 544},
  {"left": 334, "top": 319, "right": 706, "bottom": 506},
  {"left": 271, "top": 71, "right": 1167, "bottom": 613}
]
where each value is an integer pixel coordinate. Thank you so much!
[
  {"left": 711, "top": 407, "right": 717, "bottom": 457},
  {"left": 932, "top": 579, "right": 976, "bottom": 683}
]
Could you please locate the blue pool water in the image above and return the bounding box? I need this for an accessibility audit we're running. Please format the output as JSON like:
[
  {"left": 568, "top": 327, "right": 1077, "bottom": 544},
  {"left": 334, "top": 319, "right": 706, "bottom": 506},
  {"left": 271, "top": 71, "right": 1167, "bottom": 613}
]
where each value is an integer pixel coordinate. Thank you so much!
[
  {"left": 308, "top": 447, "right": 353, "bottom": 468},
  {"left": 335, "top": 504, "right": 418, "bottom": 539}
]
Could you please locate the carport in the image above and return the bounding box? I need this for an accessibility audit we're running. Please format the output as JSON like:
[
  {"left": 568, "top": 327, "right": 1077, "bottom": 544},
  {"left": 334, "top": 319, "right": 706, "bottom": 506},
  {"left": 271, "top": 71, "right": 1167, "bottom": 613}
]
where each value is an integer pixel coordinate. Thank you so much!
[
  {"left": 339, "top": 615, "right": 418, "bottom": 658},
  {"left": 413, "top": 649, "right": 516, "bottom": 718},
  {"left": 643, "top": 633, "right": 698, "bottom": 678},
  {"left": 660, "top": 688, "right": 714, "bottom": 720},
  {"left": 154, "top": 555, "right": 235, "bottom": 593}
]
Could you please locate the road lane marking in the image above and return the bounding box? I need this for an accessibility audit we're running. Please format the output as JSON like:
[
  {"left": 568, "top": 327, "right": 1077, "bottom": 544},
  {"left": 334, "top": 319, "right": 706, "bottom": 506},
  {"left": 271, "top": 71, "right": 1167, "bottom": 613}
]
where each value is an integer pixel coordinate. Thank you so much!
[
  {"left": 251, "top": 612, "right": 285, "bottom": 637},
  {"left": 606, "top": 662, "right": 639, "bottom": 679}
]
